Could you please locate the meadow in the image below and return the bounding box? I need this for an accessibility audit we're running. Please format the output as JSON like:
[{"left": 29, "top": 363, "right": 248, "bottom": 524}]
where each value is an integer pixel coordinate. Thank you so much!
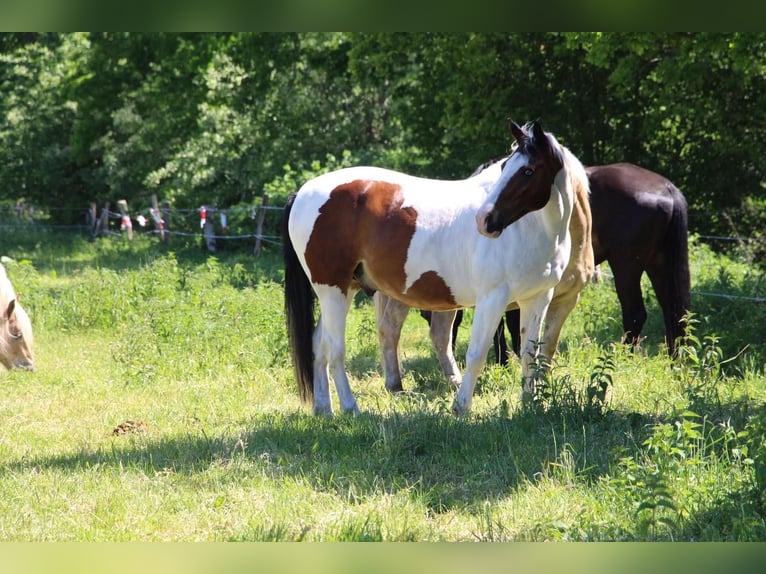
[{"left": 1, "top": 230, "right": 765, "bottom": 541}]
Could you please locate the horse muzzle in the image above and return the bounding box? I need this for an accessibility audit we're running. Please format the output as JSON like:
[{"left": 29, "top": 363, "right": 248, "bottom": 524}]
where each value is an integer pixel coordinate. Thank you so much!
[
  {"left": 475, "top": 205, "right": 503, "bottom": 238},
  {"left": 13, "top": 359, "right": 34, "bottom": 371}
]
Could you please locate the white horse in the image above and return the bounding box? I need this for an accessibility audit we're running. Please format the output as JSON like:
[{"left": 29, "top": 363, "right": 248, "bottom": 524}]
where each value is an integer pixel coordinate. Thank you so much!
[
  {"left": 0, "top": 262, "right": 34, "bottom": 371},
  {"left": 283, "top": 120, "right": 588, "bottom": 416}
]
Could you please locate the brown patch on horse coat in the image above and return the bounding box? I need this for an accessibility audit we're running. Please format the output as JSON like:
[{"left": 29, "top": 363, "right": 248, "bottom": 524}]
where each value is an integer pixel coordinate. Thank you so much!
[
  {"left": 403, "top": 271, "right": 456, "bottom": 310},
  {"left": 304, "top": 180, "right": 457, "bottom": 308}
]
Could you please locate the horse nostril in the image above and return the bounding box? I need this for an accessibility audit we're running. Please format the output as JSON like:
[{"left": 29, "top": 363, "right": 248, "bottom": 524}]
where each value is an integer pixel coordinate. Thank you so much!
[{"left": 485, "top": 213, "right": 499, "bottom": 234}]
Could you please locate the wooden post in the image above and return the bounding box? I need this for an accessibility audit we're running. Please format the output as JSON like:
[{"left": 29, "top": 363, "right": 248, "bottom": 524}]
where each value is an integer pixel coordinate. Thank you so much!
[
  {"left": 199, "top": 205, "right": 217, "bottom": 253},
  {"left": 87, "top": 202, "right": 98, "bottom": 238},
  {"left": 95, "top": 202, "right": 110, "bottom": 238},
  {"left": 116, "top": 199, "right": 133, "bottom": 240},
  {"left": 160, "top": 200, "right": 171, "bottom": 243},
  {"left": 150, "top": 194, "right": 168, "bottom": 243},
  {"left": 253, "top": 195, "right": 269, "bottom": 257}
]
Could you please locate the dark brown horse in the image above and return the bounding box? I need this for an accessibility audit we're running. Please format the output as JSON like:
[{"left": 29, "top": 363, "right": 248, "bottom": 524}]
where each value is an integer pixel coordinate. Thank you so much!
[{"left": 463, "top": 162, "right": 691, "bottom": 363}]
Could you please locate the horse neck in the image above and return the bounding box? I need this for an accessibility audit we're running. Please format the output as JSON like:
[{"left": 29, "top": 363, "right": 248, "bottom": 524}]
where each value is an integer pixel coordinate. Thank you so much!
[
  {"left": 468, "top": 161, "right": 505, "bottom": 195},
  {"left": 535, "top": 163, "right": 576, "bottom": 243}
]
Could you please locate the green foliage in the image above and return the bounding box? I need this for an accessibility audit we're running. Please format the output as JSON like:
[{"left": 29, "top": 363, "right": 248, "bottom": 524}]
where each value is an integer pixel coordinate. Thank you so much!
[
  {"left": 262, "top": 151, "right": 358, "bottom": 207},
  {"left": 740, "top": 411, "right": 766, "bottom": 507},
  {"left": 1, "top": 33, "right": 765, "bottom": 242},
  {"left": 522, "top": 347, "right": 613, "bottom": 422}
]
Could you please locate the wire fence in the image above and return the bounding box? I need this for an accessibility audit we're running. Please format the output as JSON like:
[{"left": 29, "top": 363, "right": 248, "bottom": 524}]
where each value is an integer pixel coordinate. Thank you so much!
[
  {"left": 2, "top": 202, "right": 765, "bottom": 303},
  {"left": 0, "top": 198, "right": 286, "bottom": 255}
]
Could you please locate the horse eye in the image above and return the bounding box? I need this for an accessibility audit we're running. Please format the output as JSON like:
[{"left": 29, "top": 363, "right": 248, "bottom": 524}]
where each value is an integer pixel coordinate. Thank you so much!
[{"left": 524, "top": 168, "right": 535, "bottom": 176}]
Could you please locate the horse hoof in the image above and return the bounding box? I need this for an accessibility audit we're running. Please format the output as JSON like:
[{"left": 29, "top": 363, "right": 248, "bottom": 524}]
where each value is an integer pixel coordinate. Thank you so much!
[
  {"left": 520, "top": 389, "right": 537, "bottom": 406},
  {"left": 451, "top": 399, "right": 470, "bottom": 417},
  {"left": 343, "top": 405, "right": 361, "bottom": 417},
  {"left": 313, "top": 405, "right": 334, "bottom": 416},
  {"left": 385, "top": 384, "right": 404, "bottom": 394}
]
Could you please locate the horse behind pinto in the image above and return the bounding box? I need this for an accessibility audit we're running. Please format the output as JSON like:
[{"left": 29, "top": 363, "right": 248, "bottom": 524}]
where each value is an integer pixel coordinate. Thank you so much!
[
  {"left": 283, "top": 120, "right": 589, "bottom": 416},
  {"left": 487, "top": 162, "right": 691, "bottom": 363},
  {"left": 0, "top": 262, "right": 34, "bottom": 371}
]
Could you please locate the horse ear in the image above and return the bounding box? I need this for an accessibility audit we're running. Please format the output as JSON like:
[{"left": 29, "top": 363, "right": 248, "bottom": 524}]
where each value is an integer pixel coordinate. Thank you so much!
[
  {"left": 4, "top": 299, "right": 15, "bottom": 320},
  {"left": 531, "top": 120, "right": 546, "bottom": 143},
  {"left": 509, "top": 120, "right": 525, "bottom": 145}
]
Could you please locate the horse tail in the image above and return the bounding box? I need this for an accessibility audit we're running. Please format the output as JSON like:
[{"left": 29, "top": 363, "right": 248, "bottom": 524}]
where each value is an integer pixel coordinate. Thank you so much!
[
  {"left": 664, "top": 183, "right": 692, "bottom": 354},
  {"left": 282, "top": 193, "right": 316, "bottom": 403}
]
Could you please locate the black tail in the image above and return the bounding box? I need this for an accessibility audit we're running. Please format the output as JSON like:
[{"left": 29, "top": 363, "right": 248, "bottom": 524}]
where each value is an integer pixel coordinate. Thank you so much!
[
  {"left": 664, "top": 185, "right": 691, "bottom": 355},
  {"left": 282, "top": 193, "right": 316, "bottom": 403}
]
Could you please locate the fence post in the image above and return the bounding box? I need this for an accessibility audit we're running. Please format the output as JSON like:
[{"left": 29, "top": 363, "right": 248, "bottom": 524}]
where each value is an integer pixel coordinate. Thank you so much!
[
  {"left": 150, "top": 194, "right": 169, "bottom": 243},
  {"left": 253, "top": 195, "right": 269, "bottom": 257},
  {"left": 160, "top": 200, "right": 171, "bottom": 243},
  {"left": 116, "top": 199, "right": 133, "bottom": 240},
  {"left": 201, "top": 205, "right": 217, "bottom": 253},
  {"left": 87, "top": 202, "right": 98, "bottom": 238},
  {"left": 95, "top": 202, "right": 110, "bottom": 238}
]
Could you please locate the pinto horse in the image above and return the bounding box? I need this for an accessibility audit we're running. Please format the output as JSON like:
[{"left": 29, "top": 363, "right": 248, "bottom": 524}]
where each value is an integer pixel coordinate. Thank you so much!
[
  {"left": 0, "top": 263, "right": 34, "bottom": 371},
  {"left": 375, "top": 149, "right": 594, "bottom": 394},
  {"left": 283, "top": 120, "right": 589, "bottom": 415}
]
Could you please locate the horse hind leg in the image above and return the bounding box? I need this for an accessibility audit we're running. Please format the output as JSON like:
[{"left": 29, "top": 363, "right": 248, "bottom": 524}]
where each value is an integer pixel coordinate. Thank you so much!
[
  {"left": 611, "top": 262, "right": 647, "bottom": 350},
  {"left": 493, "top": 315, "right": 510, "bottom": 365},
  {"left": 540, "top": 290, "right": 581, "bottom": 361},
  {"left": 314, "top": 285, "right": 360, "bottom": 416},
  {"left": 374, "top": 292, "right": 409, "bottom": 393},
  {"left": 428, "top": 309, "right": 461, "bottom": 388},
  {"left": 646, "top": 261, "right": 686, "bottom": 356}
]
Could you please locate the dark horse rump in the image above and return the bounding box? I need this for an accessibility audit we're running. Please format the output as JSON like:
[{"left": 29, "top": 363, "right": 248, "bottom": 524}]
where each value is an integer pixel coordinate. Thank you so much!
[
  {"left": 430, "top": 162, "right": 691, "bottom": 361},
  {"left": 585, "top": 163, "right": 690, "bottom": 356}
]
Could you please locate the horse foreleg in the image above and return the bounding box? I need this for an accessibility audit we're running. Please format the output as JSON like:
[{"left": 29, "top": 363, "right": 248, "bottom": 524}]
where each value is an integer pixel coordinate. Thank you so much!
[
  {"left": 314, "top": 285, "right": 360, "bottom": 416},
  {"left": 493, "top": 315, "right": 509, "bottom": 365},
  {"left": 374, "top": 292, "right": 409, "bottom": 393},
  {"left": 452, "top": 297, "right": 507, "bottom": 416},
  {"left": 518, "top": 291, "right": 554, "bottom": 398},
  {"left": 429, "top": 309, "right": 461, "bottom": 388}
]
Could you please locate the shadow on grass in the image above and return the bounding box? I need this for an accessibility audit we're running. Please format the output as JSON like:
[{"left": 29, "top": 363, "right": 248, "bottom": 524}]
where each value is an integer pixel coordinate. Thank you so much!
[
  {"left": 2, "top": 402, "right": 657, "bottom": 514},
  {"left": 3, "top": 378, "right": 762, "bottom": 542}
]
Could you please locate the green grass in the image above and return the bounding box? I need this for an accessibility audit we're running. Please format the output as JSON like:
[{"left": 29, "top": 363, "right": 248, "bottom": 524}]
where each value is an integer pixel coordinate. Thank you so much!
[{"left": 0, "top": 232, "right": 765, "bottom": 541}]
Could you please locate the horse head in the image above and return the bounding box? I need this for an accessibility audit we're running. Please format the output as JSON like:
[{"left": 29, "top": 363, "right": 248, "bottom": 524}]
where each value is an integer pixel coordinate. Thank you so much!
[
  {"left": 1, "top": 298, "right": 34, "bottom": 371},
  {"left": 476, "top": 120, "right": 564, "bottom": 238}
]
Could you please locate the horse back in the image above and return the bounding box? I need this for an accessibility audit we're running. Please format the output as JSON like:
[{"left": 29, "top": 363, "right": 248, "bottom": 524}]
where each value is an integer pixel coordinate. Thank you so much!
[
  {"left": 586, "top": 163, "right": 680, "bottom": 264},
  {"left": 290, "top": 173, "right": 475, "bottom": 310}
]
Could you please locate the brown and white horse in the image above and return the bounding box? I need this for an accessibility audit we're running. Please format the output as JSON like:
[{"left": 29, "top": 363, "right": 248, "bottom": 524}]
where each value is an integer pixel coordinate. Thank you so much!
[
  {"left": 0, "top": 262, "right": 34, "bottom": 371},
  {"left": 375, "top": 145, "right": 594, "bottom": 394},
  {"left": 283, "top": 120, "right": 588, "bottom": 415}
]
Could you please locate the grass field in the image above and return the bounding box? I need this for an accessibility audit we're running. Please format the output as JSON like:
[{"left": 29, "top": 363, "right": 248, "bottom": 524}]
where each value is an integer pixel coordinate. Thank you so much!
[{"left": 1, "top": 231, "right": 765, "bottom": 541}]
